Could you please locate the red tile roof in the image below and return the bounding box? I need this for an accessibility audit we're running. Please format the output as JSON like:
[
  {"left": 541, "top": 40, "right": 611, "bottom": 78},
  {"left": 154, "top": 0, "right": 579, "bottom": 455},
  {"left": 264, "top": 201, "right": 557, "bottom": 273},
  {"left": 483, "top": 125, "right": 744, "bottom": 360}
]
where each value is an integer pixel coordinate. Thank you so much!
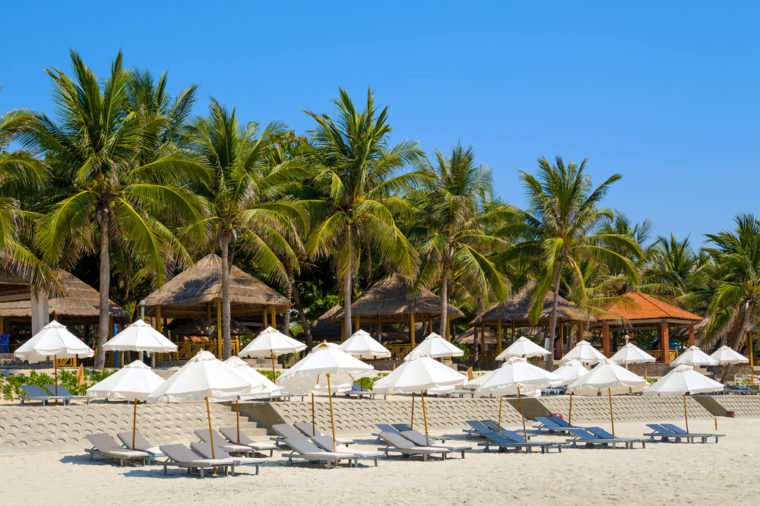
[{"left": 598, "top": 292, "right": 702, "bottom": 322}]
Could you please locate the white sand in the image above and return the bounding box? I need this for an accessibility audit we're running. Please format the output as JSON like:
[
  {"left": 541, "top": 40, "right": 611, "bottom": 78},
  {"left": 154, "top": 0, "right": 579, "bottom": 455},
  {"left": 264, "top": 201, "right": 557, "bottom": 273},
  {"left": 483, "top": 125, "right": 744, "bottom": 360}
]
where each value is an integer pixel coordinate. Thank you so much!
[{"left": 3, "top": 418, "right": 759, "bottom": 506}]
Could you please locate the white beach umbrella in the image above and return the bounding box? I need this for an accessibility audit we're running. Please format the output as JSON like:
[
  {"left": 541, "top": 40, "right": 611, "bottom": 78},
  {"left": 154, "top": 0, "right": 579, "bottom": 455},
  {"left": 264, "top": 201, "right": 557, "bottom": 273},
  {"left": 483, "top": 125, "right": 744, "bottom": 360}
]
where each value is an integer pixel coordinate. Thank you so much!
[
  {"left": 404, "top": 332, "right": 464, "bottom": 361},
  {"left": 560, "top": 340, "right": 606, "bottom": 365},
  {"left": 102, "top": 319, "right": 177, "bottom": 354},
  {"left": 552, "top": 359, "right": 589, "bottom": 386},
  {"left": 495, "top": 336, "right": 551, "bottom": 361},
  {"left": 238, "top": 326, "right": 306, "bottom": 377},
  {"left": 223, "top": 356, "right": 282, "bottom": 396},
  {"left": 610, "top": 342, "right": 656, "bottom": 365},
  {"left": 670, "top": 345, "right": 719, "bottom": 368},
  {"left": 568, "top": 359, "right": 648, "bottom": 436},
  {"left": 464, "top": 369, "right": 497, "bottom": 391},
  {"left": 374, "top": 356, "right": 467, "bottom": 442},
  {"left": 710, "top": 345, "right": 748, "bottom": 365},
  {"left": 14, "top": 320, "right": 94, "bottom": 397},
  {"left": 87, "top": 360, "right": 165, "bottom": 448},
  {"left": 644, "top": 364, "right": 724, "bottom": 432},
  {"left": 276, "top": 343, "right": 375, "bottom": 449},
  {"left": 339, "top": 329, "right": 391, "bottom": 359},
  {"left": 475, "top": 357, "right": 561, "bottom": 439},
  {"left": 148, "top": 350, "right": 252, "bottom": 458}
]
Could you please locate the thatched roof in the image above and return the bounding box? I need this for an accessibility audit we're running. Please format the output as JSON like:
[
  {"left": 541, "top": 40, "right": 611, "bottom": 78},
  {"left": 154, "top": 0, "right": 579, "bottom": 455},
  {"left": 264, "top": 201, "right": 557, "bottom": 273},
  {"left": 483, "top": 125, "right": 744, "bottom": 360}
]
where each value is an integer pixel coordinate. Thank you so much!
[
  {"left": 0, "top": 270, "right": 129, "bottom": 323},
  {"left": 331, "top": 273, "right": 464, "bottom": 322},
  {"left": 143, "top": 254, "right": 290, "bottom": 317},
  {"left": 167, "top": 318, "right": 255, "bottom": 337},
  {"left": 472, "top": 285, "right": 587, "bottom": 325}
]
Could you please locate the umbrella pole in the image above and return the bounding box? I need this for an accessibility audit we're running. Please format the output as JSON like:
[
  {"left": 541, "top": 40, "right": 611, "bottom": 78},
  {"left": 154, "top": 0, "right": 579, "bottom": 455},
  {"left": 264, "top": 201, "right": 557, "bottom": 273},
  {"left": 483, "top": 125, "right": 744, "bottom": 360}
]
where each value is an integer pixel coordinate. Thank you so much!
[
  {"left": 517, "top": 386, "right": 527, "bottom": 443},
  {"left": 410, "top": 393, "right": 415, "bottom": 430},
  {"left": 236, "top": 399, "right": 241, "bottom": 443},
  {"left": 683, "top": 395, "right": 689, "bottom": 433},
  {"left": 568, "top": 394, "right": 573, "bottom": 426},
  {"left": 326, "top": 373, "right": 337, "bottom": 452},
  {"left": 271, "top": 353, "right": 277, "bottom": 381},
  {"left": 497, "top": 396, "right": 503, "bottom": 431},
  {"left": 205, "top": 396, "right": 215, "bottom": 459},
  {"left": 132, "top": 398, "right": 137, "bottom": 449},
  {"left": 311, "top": 393, "right": 316, "bottom": 436},
  {"left": 607, "top": 388, "right": 615, "bottom": 437},
  {"left": 420, "top": 390, "right": 429, "bottom": 444},
  {"left": 54, "top": 355, "right": 58, "bottom": 405}
]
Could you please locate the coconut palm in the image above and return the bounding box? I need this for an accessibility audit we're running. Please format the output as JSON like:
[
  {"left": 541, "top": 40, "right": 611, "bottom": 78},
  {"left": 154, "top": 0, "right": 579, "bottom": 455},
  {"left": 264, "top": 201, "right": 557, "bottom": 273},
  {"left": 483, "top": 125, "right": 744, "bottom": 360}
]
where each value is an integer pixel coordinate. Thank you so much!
[
  {"left": 185, "top": 99, "right": 306, "bottom": 358},
  {"left": 305, "top": 88, "right": 422, "bottom": 339},
  {"left": 645, "top": 234, "right": 702, "bottom": 297},
  {"left": 414, "top": 144, "right": 512, "bottom": 337},
  {"left": 515, "top": 157, "right": 640, "bottom": 368},
  {"left": 26, "top": 51, "right": 208, "bottom": 367}
]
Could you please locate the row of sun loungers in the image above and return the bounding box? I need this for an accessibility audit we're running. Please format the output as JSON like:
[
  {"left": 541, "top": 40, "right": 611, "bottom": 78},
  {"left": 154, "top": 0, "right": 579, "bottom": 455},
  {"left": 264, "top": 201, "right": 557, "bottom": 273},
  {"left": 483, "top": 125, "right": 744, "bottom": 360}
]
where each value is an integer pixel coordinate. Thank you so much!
[
  {"left": 20, "top": 384, "right": 90, "bottom": 405},
  {"left": 644, "top": 423, "right": 724, "bottom": 443}
]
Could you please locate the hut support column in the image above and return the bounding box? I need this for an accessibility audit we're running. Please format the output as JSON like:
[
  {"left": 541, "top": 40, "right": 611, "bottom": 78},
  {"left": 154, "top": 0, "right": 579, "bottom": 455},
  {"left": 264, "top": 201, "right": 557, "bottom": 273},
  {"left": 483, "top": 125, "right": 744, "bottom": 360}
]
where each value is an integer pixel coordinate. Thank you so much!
[
  {"left": 352, "top": 316, "right": 359, "bottom": 333},
  {"left": 660, "top": 320, "right": 670, "bottom": 363},
  {"left": 602, "top": 322, "right": 611, "bottom": 357},
  {"left": 497, "top": 320, "right": 503, "bottom": 355},
  {"left": 559, "top": 323, "right": 565, "bottom": 357},
  {"left": 154, "top": 306, "right": 162, "bottom": 332},
  {"left": 410, "top": 312, "right": 416, "bottom": 348},
  {"left": 688, "top": 324, "right": 695, "bottom": 347},
  {"left": 263, "top": 309, "right": 268, "bottom": 328},
  {"left": 271, "top": 306, "right": 276, "bottom": 329},
  {"left": 480, "top": 324, "right": 486, "bottom": 354},
  {"left": 216, "top": 300, "right": 222, "bottom": 358}
]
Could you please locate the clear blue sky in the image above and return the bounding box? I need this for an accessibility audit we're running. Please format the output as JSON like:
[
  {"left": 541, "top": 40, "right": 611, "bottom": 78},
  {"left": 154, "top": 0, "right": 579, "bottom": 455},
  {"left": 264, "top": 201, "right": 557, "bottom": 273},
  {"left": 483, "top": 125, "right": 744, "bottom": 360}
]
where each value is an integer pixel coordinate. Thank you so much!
[{"left": 2, "top": 1, "right": 758, "bottom": 245}]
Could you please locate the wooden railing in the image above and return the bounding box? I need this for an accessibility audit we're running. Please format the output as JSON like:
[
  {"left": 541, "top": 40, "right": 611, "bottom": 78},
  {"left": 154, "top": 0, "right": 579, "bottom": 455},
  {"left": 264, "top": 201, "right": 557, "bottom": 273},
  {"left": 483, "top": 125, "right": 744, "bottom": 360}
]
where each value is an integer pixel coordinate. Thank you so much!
[{"left": 386, "top": 343, "right": 413, "bottom": 360}]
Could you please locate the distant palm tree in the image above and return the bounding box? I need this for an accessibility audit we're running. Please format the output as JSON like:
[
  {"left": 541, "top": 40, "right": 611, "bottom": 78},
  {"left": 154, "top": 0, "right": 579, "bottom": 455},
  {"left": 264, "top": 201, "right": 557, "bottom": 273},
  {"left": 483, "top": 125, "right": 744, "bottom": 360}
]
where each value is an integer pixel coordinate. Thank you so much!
[
  {"left": 186, "top": 99, "right": 306, "bottom": 358},
  {"left": 27, "top": 51, "right": 208, "bottom": 367},
  {"left": 645, "top": 234, "right": 701, "bottom": 297},
  {"left": 305, "top": 89, "right": 421, "bottom": 339},
  {"left": 515, "top": 157, "right": 640, "bottom": 367},
  {"left": 414, "top": 144, "right": 512, "bottom": 337}
]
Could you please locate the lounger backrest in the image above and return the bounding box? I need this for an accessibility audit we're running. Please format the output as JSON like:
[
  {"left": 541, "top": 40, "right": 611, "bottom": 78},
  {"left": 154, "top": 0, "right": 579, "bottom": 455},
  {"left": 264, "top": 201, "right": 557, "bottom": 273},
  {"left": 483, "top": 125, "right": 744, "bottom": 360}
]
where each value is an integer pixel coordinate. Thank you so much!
[
  {"left": 646, "top": 423, "right": 672, "bottom": 434},
  {"left": 21, "top": 384, "right": 48, "bottom": 397},
  {"left": 568, "top": 428, "right": 596, "bottom": 440},
  {"left": 117, "top": 431, "right": 153, "bottom": 451},
  {"left": 194, "top": 428, "right": 227, "bottom": 444},
  {"left": 191, "top": 441, "right": 232, "bottom": 459},
  {"left": 294, "top": 421, "right": 319, "bottom": 437},
  {"left": 500, "top": 429, "right": 527, "bottom": 443},
  {"left": 399, "top": 430, "right": 430, "bottom": 446},
  {"left": 272, "top": 424, "right": 304, "bottom": 440},
  {"left": 586, "top": 427, "right": 614, "bottom": 439},
  {"left": 392, "top": 423, "right": 413, "bottom": 432},
  {"left": 86, "top": 433, "right": 121, "bottom": 451},
  {"left": 662, "top": 423, "right": 687, "bottom": 434},
  {"left": 311, "top": 435, "right": 336, "bottom": 452},
  {"left": 284, "top": 436, "right": 325, "bottom": 454},
  {"left": 466, "top": 420, "right": 493, "bottom": 436},
  {"left": 375, "top": 423, "right": 400, "bottom": 434},
  {"left": 483, "top": 431, "right": 516, "bottom": 446},
  {"left": 45, "top": 384, "right": 66, "bottom": 396},
  {"left": 536, "top": 417, "right": 561, "bottom": 428},
  {"left": 221, "top": 426, "right": 252, "bottom": 445},
  {"left": 380, "top": 431, "right": 416, "bottom": 449},
  {"left": 161, "top": 444, "right": 202, "bottom": 463},
  {"left": 482, "top": 420, "right": 500, "bottom": 431},
  {"left": 548, "top": 415, "right": 571, "bottom": 427}
]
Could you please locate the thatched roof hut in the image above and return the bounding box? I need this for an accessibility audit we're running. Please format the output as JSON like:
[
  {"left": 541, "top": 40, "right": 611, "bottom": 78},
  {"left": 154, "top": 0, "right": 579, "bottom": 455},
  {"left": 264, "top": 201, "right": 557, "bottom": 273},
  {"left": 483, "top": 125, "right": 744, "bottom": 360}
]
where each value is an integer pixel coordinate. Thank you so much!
[
  {"left": 331, "top": 273, "right": 464, "bottom": 323},
  {"left": 0, "top": 270, "right": 129, "bottom": 324},
  {"left": 143, "top": 254, "right": 290, "bottom": 319},
  {"left": 472, "top": 286, "right": 587, "bottom": 326}
]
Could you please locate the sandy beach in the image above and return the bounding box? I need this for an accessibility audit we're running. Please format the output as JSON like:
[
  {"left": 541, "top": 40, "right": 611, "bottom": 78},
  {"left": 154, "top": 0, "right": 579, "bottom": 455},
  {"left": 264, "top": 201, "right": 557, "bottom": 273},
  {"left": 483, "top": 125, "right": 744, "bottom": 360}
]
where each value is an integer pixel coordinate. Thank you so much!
[{"left": 3, "top": 418, "right": 758, "bottom": 506}]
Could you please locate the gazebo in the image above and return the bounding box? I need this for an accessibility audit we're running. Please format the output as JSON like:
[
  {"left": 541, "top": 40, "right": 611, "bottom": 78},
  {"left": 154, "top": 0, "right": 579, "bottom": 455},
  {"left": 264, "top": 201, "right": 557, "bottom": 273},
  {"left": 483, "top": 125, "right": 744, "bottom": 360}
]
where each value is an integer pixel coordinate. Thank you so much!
[
  {"left": 143, "top": 254, "right": 290, "bottom": 357},
  {"left": 596, "top": 291, "right": 703, "bottom": 362},
  {"left": 471, "top": 286, "right": 589, "bottom": 358},
  {"left": 330, "top": 273, "right": 464, "bottom": 354}
]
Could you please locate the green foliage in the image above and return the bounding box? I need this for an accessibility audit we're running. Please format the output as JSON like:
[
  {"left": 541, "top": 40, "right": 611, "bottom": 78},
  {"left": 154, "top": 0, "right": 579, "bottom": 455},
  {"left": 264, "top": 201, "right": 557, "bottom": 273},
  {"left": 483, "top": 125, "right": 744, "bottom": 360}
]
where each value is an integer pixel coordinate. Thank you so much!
[
  {"left": 0, "top": 369, "right": 113, "bottom": 400},
  {"left": 256, "top": 369, "right": 281, "bottom": 382}
]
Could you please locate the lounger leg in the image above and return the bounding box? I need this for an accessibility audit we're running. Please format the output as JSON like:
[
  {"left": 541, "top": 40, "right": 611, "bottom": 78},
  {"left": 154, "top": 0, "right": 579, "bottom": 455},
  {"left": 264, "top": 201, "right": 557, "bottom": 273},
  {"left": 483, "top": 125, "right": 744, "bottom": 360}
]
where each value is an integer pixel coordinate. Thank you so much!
[
  {"left": 164, "top": 464, "right": 168, "bottom": 475},
  {"left": 255, "top": 464, "right": 259, "bottom": 476},
  {"left": 200, "top": 468, "right": 204, "bottom": 479}
]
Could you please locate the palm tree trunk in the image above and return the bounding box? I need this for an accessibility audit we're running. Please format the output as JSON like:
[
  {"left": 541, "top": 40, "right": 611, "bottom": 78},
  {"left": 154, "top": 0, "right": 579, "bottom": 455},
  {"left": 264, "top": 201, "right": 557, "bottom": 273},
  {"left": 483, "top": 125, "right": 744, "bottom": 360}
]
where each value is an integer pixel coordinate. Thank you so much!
[
  {"left": 221, "top": 236, "right": 232, "bottom": 359},
  {"left": 283, "top": 266, "right": 294, "bottom": 333},
  {"left": 546, "top": 265, "right": 563, "bottom": 370},
  {"left": 95, "top": 209, "right": 110, "bottom": 369},
  {"left": 439, "top": 268, "right": 449, "bottom": 339},
  {"left": 343, "top": 266, "right": 352, "bottom": 340},
  {"left": 722, "top": 303, "right": 753, "bottom": 382},
  {"left": 293, "top": 277, "right": 312, "bottom": 347}
]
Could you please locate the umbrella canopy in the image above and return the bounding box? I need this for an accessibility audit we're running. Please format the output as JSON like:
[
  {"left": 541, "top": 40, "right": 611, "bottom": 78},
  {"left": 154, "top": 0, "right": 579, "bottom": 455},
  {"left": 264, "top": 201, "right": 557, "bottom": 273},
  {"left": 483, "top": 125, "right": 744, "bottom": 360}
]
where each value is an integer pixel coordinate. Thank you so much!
[
  {"left": 238, "top": 326, "right": 306, "bottom": 357},
  {"left": 14, "top": 320, "right": 94, "bottom": 363},
  {"left": 102, "top": 319, "right": 177, "bottom": 353},
  {"left": 374, "top": 356, "right": 467, "bottom": 393},
  {"left": 277, "top": 344, "right": 375, "bottom": 394},
  {"left": 339, "top": 329, "right": 391, "bottom": 359},
  {"left": 495, "top": 336, "right": 551, "bottom": 361},
  {"left": 610, "top": 342, "right": 656, "bottom": 365},
  {"left": 147, "top": 350, "right": 252, "bottom": 402},
  {"left": 223, "top": 356, "right": 282, "bottom": 395},
  {"left": 463, "top": 369, "right": 497, "bottom": 391},
  {"left": 568, "top": 359, "right": 648, "bottom": 395},
  {"left": 552, "top": 359, "right": 589, "bottom": 386},
  {"left": 644, "top": 365, "right": 724, "bottom": 396},
  {"left": 87, "top": 361, "right": 165, "bottom": 400},
  {"left": 710, "top": 345, "right": 749, "bottom": 365},
  {"left": 560, "top": 340, "right": 606, "bottom": 366},
  {"left": 404, "top": 332, "right": 464, "bottom": 361},
  {"left": 670, "top": 346, "right": 719, "bottom": 368},
  {"left": 474, "top": 357, "right": 561, "bottom": 398}
]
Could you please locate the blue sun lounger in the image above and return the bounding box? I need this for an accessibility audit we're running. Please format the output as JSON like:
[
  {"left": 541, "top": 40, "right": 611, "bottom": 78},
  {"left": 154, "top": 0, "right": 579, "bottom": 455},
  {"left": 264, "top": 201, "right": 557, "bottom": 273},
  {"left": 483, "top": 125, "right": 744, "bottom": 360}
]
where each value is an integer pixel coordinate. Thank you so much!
[
  {"left": 466, "top": 420, "right": 561, "bottom": 453},
  {"left": 645, "top": 423, "right": 724, "bottom": 444}
]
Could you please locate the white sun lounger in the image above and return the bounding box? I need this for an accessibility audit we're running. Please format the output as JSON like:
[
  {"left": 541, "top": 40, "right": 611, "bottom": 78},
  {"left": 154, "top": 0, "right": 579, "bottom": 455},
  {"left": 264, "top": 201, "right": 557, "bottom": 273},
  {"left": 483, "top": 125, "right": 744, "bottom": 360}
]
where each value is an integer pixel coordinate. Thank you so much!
[
  {"left": 85, "top": 433, "right": 150, "bottom": 466},
  {"left": 159, "top": 444, "right": 235, "bottom": 478},
  {"left": 220, "top": 426, "right": 277, "bottom": 457}
]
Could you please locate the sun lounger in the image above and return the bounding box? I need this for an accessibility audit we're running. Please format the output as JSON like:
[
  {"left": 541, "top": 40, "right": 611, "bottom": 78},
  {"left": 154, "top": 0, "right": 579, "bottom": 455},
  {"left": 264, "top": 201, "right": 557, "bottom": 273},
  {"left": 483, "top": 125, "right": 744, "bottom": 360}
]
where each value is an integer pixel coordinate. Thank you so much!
[
  {"left": 532, "top": 416, "right": 578, "bottom": 434},
  {"left": 391, "top": 423, "right": 446, "bottom": 442},
  {"left": 44, "top": 384, "right": 90, "bottom": 404},
  {"left": 482, "top": 419, "right": 542, "bottom": 437},
  {"left": 220, "top": 427, "right": 277, "bottom": 456},
  {"left": 280, "top": 436, "right": 356, "bottom": 468},
  {"left": 564, "top": 428, "right": 642, "bottom": 449},
  {"left": 396, "top": 429, "right": 470, "bottom": 457},
  {"left": 311, "top": 435, "right": 382, "bottom": 466},
  {"left": 160, "top": 444, "right": 235, "bottom": 478},
  {"left": 585, "top": 427, "right": 647, "bottom": 448},
  {"left": 376, "top": 431, "right": 452, "bottom": 461},
  {"left": 342, "top": 383, "right": 382, "bottom": 400},
  {"left": 19, "top": 384, "right": 61, "bottom": 405},
  {"left": 657, "top": 423, "right": 724, "bottom": 443},
  {"left": 293, "top": 421, "right": 353, "bottom": 445},
  {"left": 85, "top": 433, "right": 150, "bottom": 466},
  {"left": 194, "top": 429, "right": 253, "bottom": 456},
  {"left": 465, "top": 421, "right": 561, "bottom": 453},
  {"left": 190, "top": 442, "right": 263, "bottom": 474},
  {"left": 117, "top": 431, "right": 164, "bottom": 462}
]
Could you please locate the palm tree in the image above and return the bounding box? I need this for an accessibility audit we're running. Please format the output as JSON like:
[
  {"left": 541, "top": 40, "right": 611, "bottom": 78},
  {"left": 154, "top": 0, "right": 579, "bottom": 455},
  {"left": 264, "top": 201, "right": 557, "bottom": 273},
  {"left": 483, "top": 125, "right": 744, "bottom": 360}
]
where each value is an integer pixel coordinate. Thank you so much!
[
  {"left": 186, "top": 99, "right": 305, "bottom": 358},
  {"left": 27, "top": 51, "right": 208, "bottom": 368},
  {"left": 645, "top": 235, "right": 701, "bottom": 297},
  {"left": 305, "top": 89, "right": 422, "bottom": 339},
  {"left": 515, "top": 157, "right": 640, "bottom": 368},
  {"left": 414, "top": 144, "right": 512, "bottom": 337},
  {"left": 697, "top": 214, "right": 760, "bottom": 357}
]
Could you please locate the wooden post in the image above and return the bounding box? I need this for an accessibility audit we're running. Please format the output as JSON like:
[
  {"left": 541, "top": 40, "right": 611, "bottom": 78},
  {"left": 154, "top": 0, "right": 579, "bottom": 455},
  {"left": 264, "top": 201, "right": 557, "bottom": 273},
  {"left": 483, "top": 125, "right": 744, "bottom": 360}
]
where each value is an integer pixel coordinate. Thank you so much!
[
  {"left": 132, "top": 398, "right": 138, "bottom": 448},
  {"left": 602, "top": 322, "right": 611, "bottom": 357},
  {"left": 480, "top": 324, "right": 486, "bottom": 355},
  {"left": 352, "top": 316, "right": 359, "bottom": 333},
  {"left": 560, "top": 323, "right": 565, "bottom": 357},
  {"left": 688, "top": 324, "right": 695, "bottom": 347},
  {"left": 216, "top": 300, "right": 222, "bottom": 357},
  {"left": 263, "top": 308, "right": 268, "bottom": 328},
  {"left": 410, "top": 393, "right": 415, "bottom": 429},
  {"left": 660, "top": 320, "right": 670, "bottom": 363},
  {"left": 420, "top": 390, "right": 429, "bottom": 444},
  {"left": 683, "top": 395, "right": 690, "bottom": 433},
  {"left": 204, "top": 397, "right": 216, "bottom": 459},
  {"left": 749, "top": 332, "right": 755, "bottom": 386},
  {"left": 497, "top": 320, "right": 503, "bottom": 356},
  {"left": 497, "top": 396, "right": 503, "bottom": 431},
  {"left": 154, "top": 306, "right": 162, "bottom": 332},
  {"left": 326, "top": 373, "right": 337, "bottom": 452},
  {"left": 410, "top": 312, "right": 416, "bottom": 348},
  {"left": 607, "top": 388, "right": 615, "bottom": 437},
  {"left": 568, "top": 394, "right": 573, "bottom": 426},
  {"left": 517, "top": 386, "right": 528, "bottom": 444},
  {"left": 271, "top": 306, "right": 276, "bottom": 329},
  {"left": 236, "top": 399, "right": 241, "bottom": 443}
]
